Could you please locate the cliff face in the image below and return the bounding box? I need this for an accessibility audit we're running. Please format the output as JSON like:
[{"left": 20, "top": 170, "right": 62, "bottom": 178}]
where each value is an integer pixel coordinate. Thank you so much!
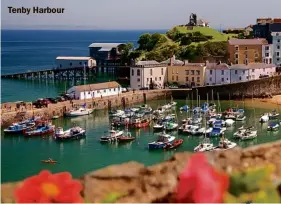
[{"left": 2, "top": 141, "right": 281, "bottom": 203}]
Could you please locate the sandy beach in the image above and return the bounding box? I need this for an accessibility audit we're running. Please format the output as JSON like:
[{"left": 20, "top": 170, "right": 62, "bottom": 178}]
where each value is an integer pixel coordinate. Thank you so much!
[{"left": 240, "top": 95, "right": 281, "bottom": 109}]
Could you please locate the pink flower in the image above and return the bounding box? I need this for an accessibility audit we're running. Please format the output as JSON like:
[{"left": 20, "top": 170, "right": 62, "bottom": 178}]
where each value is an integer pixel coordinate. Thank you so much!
[{"left": 176, "top": 153, "right": 229, "bottom": 203}]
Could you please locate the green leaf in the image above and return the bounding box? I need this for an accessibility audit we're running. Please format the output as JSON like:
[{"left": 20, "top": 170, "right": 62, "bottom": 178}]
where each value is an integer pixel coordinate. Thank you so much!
[{"left": 101, "top": 192, "right": 126, "bottom": 203}]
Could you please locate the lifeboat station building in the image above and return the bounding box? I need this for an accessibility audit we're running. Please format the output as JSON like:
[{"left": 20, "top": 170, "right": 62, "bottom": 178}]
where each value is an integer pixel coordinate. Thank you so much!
[
  {"left": 66, "top": 81, "right": 122, "bottom": 100},
  {"left": 55, "top": 56, "right": 96, "bottom": 69}
]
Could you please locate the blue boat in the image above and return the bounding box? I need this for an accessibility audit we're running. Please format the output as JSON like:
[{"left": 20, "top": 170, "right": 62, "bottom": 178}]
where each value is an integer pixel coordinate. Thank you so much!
[
  {"left": 24, "top": 123, "right": 55, "bottom": 137},
  {"left": 4, "top": 123, "right": 35, "bottom": 134},
  {"left": 201, "top": 103, "right": 209, "bottom": 113},
  {"left": 267, "top": 122, "right": 279, "bottom": 131},
  {"left": 209, "top": 127, "right": 225, "bottom": 137},
  {"left": 180, "top": 105, "right": 189, "bottom": 112},
  {"left": 148, "top": 133, "right": 175, "bottom": 150},
  {"left": 213, "top": 120, "right": 225, "bottom": 128}
]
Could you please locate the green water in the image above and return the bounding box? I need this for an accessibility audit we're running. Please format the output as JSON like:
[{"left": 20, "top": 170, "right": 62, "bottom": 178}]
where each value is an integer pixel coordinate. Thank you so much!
[{"left": 1, "top": 99, "right": 281, "bottom": 183}]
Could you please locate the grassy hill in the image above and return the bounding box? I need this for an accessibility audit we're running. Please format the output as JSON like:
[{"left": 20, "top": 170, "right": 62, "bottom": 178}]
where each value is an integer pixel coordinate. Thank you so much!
[{"left": 167, "top": 26, "right": 237, "bottom": 45}]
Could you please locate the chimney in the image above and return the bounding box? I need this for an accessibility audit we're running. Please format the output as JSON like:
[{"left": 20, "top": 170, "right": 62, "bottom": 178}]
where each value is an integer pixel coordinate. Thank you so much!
[
  {"left": 170, "top": 55, "right": 175, "bottom": 66},
  {"left": 184, "top": 60, "right": 189, "bottom": 65},
  {"left": 205, "top": 60, "right": 209, "bottom": 66}
]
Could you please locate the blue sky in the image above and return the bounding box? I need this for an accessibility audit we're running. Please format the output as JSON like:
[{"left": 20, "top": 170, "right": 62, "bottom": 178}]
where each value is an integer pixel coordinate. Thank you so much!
[{"left": 2, "top": 0, "right": 281, "bottom": 30}]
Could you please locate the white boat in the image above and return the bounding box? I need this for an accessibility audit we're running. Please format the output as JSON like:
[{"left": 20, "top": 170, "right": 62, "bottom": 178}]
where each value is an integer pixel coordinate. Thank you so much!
[
  {"left": 148, "top": 133, "right": 175, "bottom": 149},
  {"left": 100, "top": 129, "right": 124, "bottom": 142},
  {"left": 52, "top": 115, "right": 59, "bottom": 119},
  {"left": 191, "top": 127, "right": 212, "bottom": 136},
  {"left": 268, "top": 111, "right": 279, "bottom": 120},
  {"left": 181, "top": 117, "right": 192, "bottom": 124},
  {"left": 225, "top": 119, "right": 235, "bottom": 127},
  {"left": 153, "top": 122, "right": 164, "bottom": 130},
  {"left": 233, "top": 127, "right": 257, "bottom": 140},
  {"left": 194, "top": 139, "right": 215, "bottom": 152},
  {"left": 214, "top": 138, "right": 237, "bottom": 151},
  {"left": 259, "top": 113, "right": 269, "bottom": 123},
  {"left": 191, "top": 117, "right": 202, "bottom": 125},
  {"left": 182, "top": 125, "right": 199, "bottom": 134},
  {"left": 236, "top": 115, "right": 246, "bottom": 121},
  {"left": 168, "top": 101, "right": 177, "bottom": 106},
  {"left": 153, "top": 108, "right": 165, "bottom": 115},
  {"left": 54, "top": 126, "right": 86, "bottom": 140},
  {"left": 163, "top": 114, "right": 176, "bottom": 121},
  {"left": 224, "top": 114, "right": 236, "bottom": 120},
  {"left": 130, "top": 107, "right": 140, "bottom": 112},
  {"left": 65, "top": 108, "right": 94, "bottom": 117},
  {"left": 110, "top": 110, "right": 125, "bottom": 117}
]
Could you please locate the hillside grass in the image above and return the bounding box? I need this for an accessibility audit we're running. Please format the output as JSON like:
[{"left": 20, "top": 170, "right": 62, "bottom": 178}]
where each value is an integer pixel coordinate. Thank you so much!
[{"left": 168, "top": 26, "right": 237, "bottom": 46}]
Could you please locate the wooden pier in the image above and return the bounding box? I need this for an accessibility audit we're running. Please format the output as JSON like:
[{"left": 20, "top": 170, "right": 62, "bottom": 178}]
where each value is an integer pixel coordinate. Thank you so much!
[{"left": 1, "top": 65, "right": 131, "bottom": 81}]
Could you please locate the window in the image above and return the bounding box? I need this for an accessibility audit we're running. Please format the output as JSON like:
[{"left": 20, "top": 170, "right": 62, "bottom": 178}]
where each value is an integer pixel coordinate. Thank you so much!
[
  {"left": 192, "top": 77, "right": 194, "bottom": 82},
  {"left": 186, "top": 77, "right": 189, "bottom": 82},
  {"left": 252, "top": 69, "right": 255, "bottom": 72},
  {"left": 235, "top": 59, "right": 238, "bottom": 64},
  {"left": 210, "top": 70, "right": 213, "bottom": 75},
  {"left": 137, "top": 69, "right": 140, "bottom": 76},
  {"left": 209, "top": 77, "right": 212, "bottom": 81},
  {"left": 235, "top": 54, "right": 238, "bottom": 58},
  {"left": 155, "top": 77, "right": 157, "bottom": 81},
  {"left": 221, "top": 78, "right": 224, "bottom": 82},
  {"left": 235, "top": 70, "right": 238, "bottom": 74},
  {"left": 235, "top": 46, "right": 239, "bottom": 51},
  {"left": 172, "top": 76, "right": 174, "bottom": 80},
  {"left": 265, "top": 46, "right": 269, "bottom": 50},
  {"left": 243, "top": 70, "right": 245, "bottom": 74},
  {"left": 132, "top": 69, "right": 134, "bottom": 76},
  {"left": 245, "top": 46, "right": 248, "bottom": 50},
  {"left": 79, "top": 62, "right": 82, "bottom": 65},
  {"left": 60, "top": 64, "right": 62, "bottom": 68},
  {"left": 147, "top": 78, "right": 149, "bottom": 82},
  {"left": 265, "top": 53, "right": 269, "bottom": 57},
  {"left": 226, "top": 78, "right": 229, "bottom": 80},
  {"left": 150, "top": 69, "right": 153, "bottom": 76},
  {"left": 221, "top": 70, "right": 224, "bottom": 75},
  {"left": 278, "top": 39, "right": 280, "bottom": 43},
  {"left": 263, "top": 68, "right": 265, "bottom": 72},
  {"left": 104, "top": 90, "right": 106, "bottom": 93},
  {"left": 196, "top": 70, "right": 200, "bottom": 75},
  {"left": 159, "top": 77, "right": 161, "bottom": 81},
  {"left": 172, "top": 69, "right": 174, "bottom": 74},
  {"left": 277, "top": 45, "right": 280, "bottom": 50},
  {"left": 70, "top": 63, "right": 72, "bottom": 66},
  {"left": 245, "top": 54, "right": 248, "bottom": 58},
  {"left": 161, "top": 68, "right": 163, "bottom": 75},
  {"left": 191, "top": 70, "right": 195, "bottom": 75},
  {"left": 176, "top": 76, "right": 179, "bottom": 81},
  {"left": 186, "top": 70, "right": 189, "bottom": 75},
  {"left": 277, "top": 52, "right": 280, "bottom": 57},
  {"left": 197, "top": 77, "right": 200, "bottom": 82},
  {"left": 239, "top": 76, "right": 242, "bottom": 80}
]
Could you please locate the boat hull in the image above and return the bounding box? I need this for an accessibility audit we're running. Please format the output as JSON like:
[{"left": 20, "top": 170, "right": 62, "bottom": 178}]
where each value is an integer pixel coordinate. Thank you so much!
[
  {"left": 55, "top": 131, "right": 86, "bottom": 140},
  {"left": 24, "top": 126, "right": 55, "bottom": 137}
]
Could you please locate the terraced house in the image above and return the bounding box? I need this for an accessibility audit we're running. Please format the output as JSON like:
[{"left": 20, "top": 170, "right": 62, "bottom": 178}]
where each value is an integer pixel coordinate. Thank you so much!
[
  {"left": 228, "top": 39, "right": 268, "bottom": 64},
  {"left": 167, "top": 60, "right": 207, "bottom": 87},
  {"left": 272, "top": 31, "right": 281, "bottom": 66}
]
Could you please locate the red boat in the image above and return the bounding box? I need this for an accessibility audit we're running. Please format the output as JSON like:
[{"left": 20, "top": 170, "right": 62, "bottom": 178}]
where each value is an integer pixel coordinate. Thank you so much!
[
  {"left": 24, "top": 123, "right": 55, "bottom": 137},
  {"left": 163, "top": 139, "right": 184, "bottom": 150},
  {"left": 134, "top": 119, "right": 150, "bottom": 128},
  {"left": 118, "top": 136, "right": 135, "bottom": 143}
]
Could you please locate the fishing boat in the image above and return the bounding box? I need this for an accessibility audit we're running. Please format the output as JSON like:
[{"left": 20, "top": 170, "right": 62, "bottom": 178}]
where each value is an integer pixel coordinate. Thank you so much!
[
  {"left": 194, "top": 139, "right": 215, "bottom": 152},
  {"left": 4, "top": 122, "right": 35, "bottom": 134},
  {"left": 41, "top": 158, "right": 57, "bottom": 164},
  {"left": 214, "top": 138, "right": 237, "bottom": 151},
  {"left": 164, "top": 121, "right": 178, "bottom": 131},
  {"left": 148, "top": 132, "right": 175, "bottom": 150},
  {"left": 209, "top": 127, "right": 225, "bottom": 137},
  {"left": 118, "top": 131, "right": 135, "bottom": 143},
  {"left": 268, "top": 110, "right": 279, "bottom": 120},
  {"left": 259, "top": 113, "right": 269, "bottom": 123},
  {"left": 233, "top": 127, "right": 257, "bottom": 140},
  {"left": 110, "top": 109, "right": 125, "bottom": 117},
  {"left": 212, "top": 120, "right": 226, "bottom": 128},
  {"left": 100, "top": 129, "right": 124, "bottom": 143},
  {"left": 224, "top": 113, "right": 236, "bottom": 120},
  {"left": 236, "top": 115, "right": 246, "bottom": 121},
  {"left": 225, "top": 119, "right": 235, "bottom": 127},
  {"left": 225, "top": 108, "right": 244, "bottom": 115},
  {"left": 153, "top": 121, "right": 164, "bottom": 131},
  {"left": 163, "top": 139, "right": 184, "bottom": 150},
  {"left": 65, "top": 107, "right": 94, "bottom": 117},
  {"left": 54, "top": 126, "right": 86, "bottom": 140},
  {"left": 182, "top": 125, "right": 199, "bottom": 134},
  {"left": 24, "top": 123, "right": 55, "bottom": 136},
  {"left": 267, "top": 122, "right": 280, "bottom": 131},
  {"left": 135, "top": 118, "right": 150, "bottom": 128}
]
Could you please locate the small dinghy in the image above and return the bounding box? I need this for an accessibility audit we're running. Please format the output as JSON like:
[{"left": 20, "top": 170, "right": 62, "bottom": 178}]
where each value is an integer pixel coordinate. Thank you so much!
[
  {"left": 100, "top": 128, "right": 124, "bottom": 143},
  {"left": 118, "top": 131, "right": 135, "bottom": 143},
  {"left": 214, "top": 138, "right": 237, "bottom": 151},
  {"left": 163, "top": 139, "right": 184, "bottom": 150},
  {"left": 194, "top": 139, "right": 215, "bottom": 152},
  {"left": 267, "top": 122, "right": 280, "bottom": 131},
  {"left": 54, "top": 127, "right": 86, "bottom": 140},
  {"left": 269, "top": 110, "right": 279, "bottom": 120},
  {"left": 259, "top": 113, "right": 269, "bottom": 123},
  {"left": 236, "top": 115, "right": 246, "bottom": 121},
  {"left": 41, "top": 158, "right": 57, "bottom": 164}
]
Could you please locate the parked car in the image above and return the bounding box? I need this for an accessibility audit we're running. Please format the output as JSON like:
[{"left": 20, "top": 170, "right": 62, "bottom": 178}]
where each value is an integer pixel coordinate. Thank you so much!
[
  {"left": 56, "top": 96, "right": 66, "bottom": 102},
  {"left": 32, "top": 98, "right": 51, "bottom": 108},
  {"left": 139, "top": 87, "right": 149, "bottom": 90},
  {"left": 46, "top": 97, "right": 58, "bottom": 104},
  {"left": 61, "top": 94, "right": 73, "bottom": 100},
  {"left": 122, "top": 88, "right": 129, "bottom": 93}
]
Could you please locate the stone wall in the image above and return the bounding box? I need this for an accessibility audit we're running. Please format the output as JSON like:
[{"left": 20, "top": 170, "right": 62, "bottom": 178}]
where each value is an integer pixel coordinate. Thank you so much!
[
  {"left": 1, "top": 90, "right": 171, "bottom": 127},
  {"left": 1, "top": 140, "right": 281, "bottom": 203},
  {"left": 172, "top": 75, "right": 281, "bottom": 100}
]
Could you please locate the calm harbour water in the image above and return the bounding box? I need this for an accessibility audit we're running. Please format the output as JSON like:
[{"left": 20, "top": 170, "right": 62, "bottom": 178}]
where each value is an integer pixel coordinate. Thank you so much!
[
  {"left": 1, "top": 99, "right": 281, "bottom": 183},
  {"left": 1, "top": 30, "right": 281, "bottom": 183}
]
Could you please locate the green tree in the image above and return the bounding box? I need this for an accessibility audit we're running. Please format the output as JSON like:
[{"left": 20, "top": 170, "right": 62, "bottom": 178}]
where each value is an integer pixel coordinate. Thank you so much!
[{"left": 137, "top": 33, "right": 151, "bottom": 51}]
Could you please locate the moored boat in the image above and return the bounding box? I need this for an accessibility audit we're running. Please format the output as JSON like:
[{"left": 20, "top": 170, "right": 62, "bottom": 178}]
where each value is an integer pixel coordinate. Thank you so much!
[
  {"left": 100, "top": 129, "right": 124, "bottom": 143},
  {"left": 24, "top": 123, "right": 55, "bottom": 136},
  {"left": 194, "top": 139, "right": 215, "bottom": 152},
  {"left": 134, "top": 118, "right": 150, "bottom": 128},
  {"left": 164, "top": 121, "right": 178, "bottom": 131},
  {"left": 41, "top": 158, "right": 57, "bottom": 164},
  {"left": 118, "top": 131, "right": 135, "bottom": 143},
  {"left": 4, "top": 122, "right": 35, "bottom": 134},
  {"left": 163, "top": 139, "right": 184, "bottom": 150},
  {"left": 214, "top": 138, "right": 237, "bottom": 151},
  {"left": 259, "top": 113, "right": 269, "bottom": 123},
  {"left": 225, "top": 119, "right": 235, "bottom": 127},
  {"left": 148, "top": 132, "right": 175, "bottom": 150},
  {"left": 236, "top": 115, "right": 246, "bottom": 121},
  {"left": 267, "top": 122, "right": 280, "bottom": 131},
  {"left": 54, "top": 126, "right": 86, "bottom": 140},
  {"left": 209, "top": 127, "right": 226, "bottom": 137},
  {"left": 65, "top": 107, "right": 94, "bottom": 117},
  {"left": 269, "top": 110, "right": 279, "bottom": 120}
]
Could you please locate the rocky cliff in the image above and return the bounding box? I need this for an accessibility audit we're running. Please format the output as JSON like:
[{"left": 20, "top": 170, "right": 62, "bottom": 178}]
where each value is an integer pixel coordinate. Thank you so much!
[{"left": 2, "top": 140, "right": 281, "bottom": 203}]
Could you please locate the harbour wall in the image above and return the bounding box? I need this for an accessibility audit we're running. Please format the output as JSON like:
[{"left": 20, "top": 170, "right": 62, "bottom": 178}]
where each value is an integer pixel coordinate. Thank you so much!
[
  {"left": 172, "top": 75, "right": 281, "bottom": 100},
  {"left": 1, "top": 140, "right": 281, "bottom": 203},
  {"left": 0, "top": 90, "right": 172, "bottom": 127}
]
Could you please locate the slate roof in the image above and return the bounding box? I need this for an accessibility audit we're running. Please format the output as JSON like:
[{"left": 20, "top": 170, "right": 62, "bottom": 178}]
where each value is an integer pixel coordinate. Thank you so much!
[
  {"left": 206, "top": 63, "right": 230, "bottom": 69},
  {"left": 72, "top": 81, "right": 120, "bottom": 92},
  {"left": 161, "top": 59, "right": 184, "bottom": 65},
  {"left": 228, "top": 39, "right": 268, "bottom": 45},
  {"left": 229, "top": 63, "right": 276, "bottom": 70},
  {"left": 88, "top": 43, "right": 125, "bottom": 50},
  {"left": 270, "top": 23, "right": 281, "bottom": 32},
  {"left": 135, "top": 60, "right": 160, "bottom": 66}
]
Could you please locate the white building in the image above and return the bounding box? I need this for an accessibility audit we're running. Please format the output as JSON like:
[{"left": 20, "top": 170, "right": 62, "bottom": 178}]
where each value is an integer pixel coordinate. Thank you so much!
[
  {"left": 205, "top": 63, "right": 231, "bottom": 85},
  {"left": 229, "top": 63, "right": 276, "bottom": 83},
  {"left": 130, "top": 61, "right": 167, "bottom": 90},
  {"left": 55, "top": 56, "right": 96, "bottom": 69},
  {"left": 272, "top": 32, "right": 281, "bottom": 66},
  {"left": 67, "top": 81, "right": 121, "bottom": 100},
  {"left": 262, "top": 44, "right": 273, "bottom": 64}
]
